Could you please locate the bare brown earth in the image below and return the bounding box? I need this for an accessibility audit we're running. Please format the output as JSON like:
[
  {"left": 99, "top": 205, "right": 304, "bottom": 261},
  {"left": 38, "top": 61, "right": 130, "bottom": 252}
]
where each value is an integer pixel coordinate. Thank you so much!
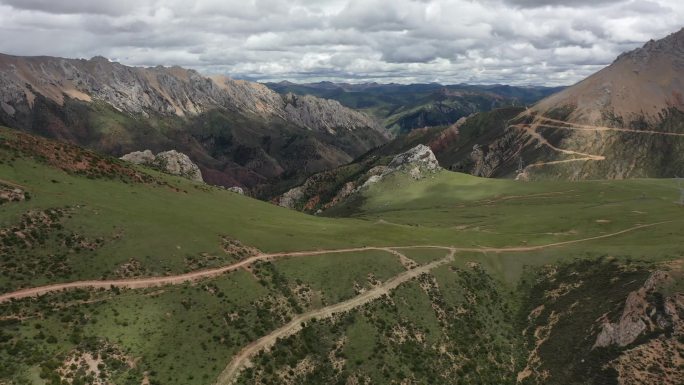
[
  {"left": 0, "top": 221, "right": 671, "bottom": 303},
  {"left": 530, "top": 29, "right": 684, "bottom": 125}
]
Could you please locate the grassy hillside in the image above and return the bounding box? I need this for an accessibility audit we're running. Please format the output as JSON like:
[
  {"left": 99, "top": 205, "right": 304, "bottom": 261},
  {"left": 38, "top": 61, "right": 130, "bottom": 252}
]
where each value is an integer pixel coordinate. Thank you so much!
[{"left": 1, "top": 128, "right": 682, "bottom": 385}]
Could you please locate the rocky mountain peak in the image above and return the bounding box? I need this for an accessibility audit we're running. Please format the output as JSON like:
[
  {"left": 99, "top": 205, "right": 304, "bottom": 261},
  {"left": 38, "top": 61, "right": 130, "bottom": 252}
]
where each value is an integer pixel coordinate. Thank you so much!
[
  {"left": 615, "top": 28, "right": 684, "bottom": 68},
  {"left": 386, "top": 144, "right": 440, "bottom": 173},
  {"left": 0, "top": 53, "right": 383, "bottom": 135},
  {"left": 531, "top": 27, "right": 684, "bottom": 125}
]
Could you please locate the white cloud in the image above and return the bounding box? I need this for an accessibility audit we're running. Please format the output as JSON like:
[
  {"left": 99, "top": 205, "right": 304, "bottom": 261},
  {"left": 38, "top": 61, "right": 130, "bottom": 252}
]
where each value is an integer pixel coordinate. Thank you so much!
[{"left": 0, "top": 0, "right": 681, "bottom": 85}]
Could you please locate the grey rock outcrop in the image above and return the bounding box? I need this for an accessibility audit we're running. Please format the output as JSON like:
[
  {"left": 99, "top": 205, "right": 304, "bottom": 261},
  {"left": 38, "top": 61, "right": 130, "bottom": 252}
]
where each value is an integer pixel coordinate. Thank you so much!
[
  {"left": 386, "top": 144, "right": 440, "bottom": 173},
  {"left": 120, "top": 150, "right": 155, "bottom": 164},
  {"left": 227, "top": 186, "right": 244, "bottom": 195},
  {"left": 275, "top": 145, "right": 441, "bottom": 212},
  {"left": 277, "top": 186, "right": 305, "bottom": 209},
  {"left": 360, "top": 145, "right": 441, "bottom": 189},
  {"left": 281, "top": 93, "right": 381, "bottom": 134},
  {"left": 594, "top": 271, "right": 682, "bottom": 348},
  {"left": 121, "top": 150, "right": 203, "bottom": 182},
  {"left": 155, "top": 151, "right": 203, "bottom": 182},
  {"left": 0, "top": 186, "right": 26, "bottom": 204}
]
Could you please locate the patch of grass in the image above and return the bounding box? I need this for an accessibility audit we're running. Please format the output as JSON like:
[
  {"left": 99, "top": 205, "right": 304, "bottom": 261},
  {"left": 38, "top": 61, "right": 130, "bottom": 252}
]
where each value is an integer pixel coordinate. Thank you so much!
[
  {"left": 395, "top": 247, "right": 450, "bottom": 265},
  {"left": 272, "top": 250, "right": 405, "bottom": 305}
]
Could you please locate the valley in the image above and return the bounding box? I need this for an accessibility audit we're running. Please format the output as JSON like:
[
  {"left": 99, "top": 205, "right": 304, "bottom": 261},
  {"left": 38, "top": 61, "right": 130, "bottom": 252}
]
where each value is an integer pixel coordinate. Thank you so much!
[
  {"left": 1, "top": 125, "right": 682, "bottom": 385},
  {"left": 0, "top": 6, "right": 682, "bottom": 385}
]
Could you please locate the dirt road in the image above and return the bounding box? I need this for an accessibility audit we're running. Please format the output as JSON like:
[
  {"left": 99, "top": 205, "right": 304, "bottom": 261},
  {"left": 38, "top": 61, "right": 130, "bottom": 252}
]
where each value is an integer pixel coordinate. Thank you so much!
[
  {"left": 510, "top": 123, "right": 604, "bottom": 160},
  {"left": 0, "top": 222, "right": 670, "bottom": 303},
  {"left": 214, "top": 249, "right": 455, "bottom": 385},
  {"left": 0, "top": 247, "right": 380, "bottom": 302},
  {"left": 535, "top": 116, "right": 684, "bottom": 137}
]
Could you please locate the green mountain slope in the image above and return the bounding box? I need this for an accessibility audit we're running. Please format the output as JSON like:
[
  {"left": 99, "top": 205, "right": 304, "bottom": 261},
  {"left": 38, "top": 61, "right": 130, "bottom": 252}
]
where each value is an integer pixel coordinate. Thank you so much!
[{"left": 1, "top": 128, "right": 682, "bottom": 385}]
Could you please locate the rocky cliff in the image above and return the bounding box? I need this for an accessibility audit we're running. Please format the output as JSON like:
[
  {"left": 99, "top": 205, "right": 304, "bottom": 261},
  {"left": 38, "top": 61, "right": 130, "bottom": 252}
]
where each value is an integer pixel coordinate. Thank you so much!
[
  {"left": 0, "top": 54, "right": 388, "bottom": 195},
  {"left": 0, "top": 54, "right": 381, "bottom": 133}
]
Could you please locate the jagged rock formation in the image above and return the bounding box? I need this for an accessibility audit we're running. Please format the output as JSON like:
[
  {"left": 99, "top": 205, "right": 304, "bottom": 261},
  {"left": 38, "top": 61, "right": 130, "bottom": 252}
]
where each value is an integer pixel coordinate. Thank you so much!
[
  {"left": 277, "top": 145, "right": 441, "bottom": 211},
  {"left": 0, "top": 54, "right": 387, "bottom": 194},
  {"left": 594, "top": 271, "right": 681, "bottom": 348},
  {"left": 385, "top": 144, "right": 439, "bottom": 174},
  {"left": 121, "top": 150, "right": 203, "bottom": 182},
  {"left": 277, "top": 186, "right": 305, "bottom": 209},
  {"left": 591, "top": 270, "right": 684, "bottom": 385},
  {"left": 0, "top": 54, "right": 380, "bottom": 132}
]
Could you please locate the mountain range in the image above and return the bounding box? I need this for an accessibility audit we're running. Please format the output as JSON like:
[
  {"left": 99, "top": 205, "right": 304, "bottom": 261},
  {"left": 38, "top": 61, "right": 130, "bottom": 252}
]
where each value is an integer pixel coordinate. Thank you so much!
[
  {"left": 1, "top": 23, "right": 683, "bottom": 385},
  {"left": 276, "top": 28, "right": 684, "bottom": 212},
  {"left": 0, "top": 54, "right": 387, "bottom": 196},
  {"left": 265, "top": 81, "right": 563, "bottom": 134},
  {"left": 453, "top": 28, "right": 684, "bottom": 180}
]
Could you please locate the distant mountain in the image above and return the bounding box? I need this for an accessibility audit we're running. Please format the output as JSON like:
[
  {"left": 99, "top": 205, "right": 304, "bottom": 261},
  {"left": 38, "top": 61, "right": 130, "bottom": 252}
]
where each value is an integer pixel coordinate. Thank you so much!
[
  {"left": 0, "top": 54, "right": 387, "bottom": 195},
  {"left": 532, "top": 29, "right": 684, "bottom": 125},
  {"left": 271, "top": 107, "right": 527, "bottom": 213},
  {"left": 265, "top": 81, "right": 563, "bottom": 134},
  {"left": 278, "top": 28, "right": 684, "bottom": 212},
  {"left": 421, "top": 28, "right": 684, "bottom": 180}
]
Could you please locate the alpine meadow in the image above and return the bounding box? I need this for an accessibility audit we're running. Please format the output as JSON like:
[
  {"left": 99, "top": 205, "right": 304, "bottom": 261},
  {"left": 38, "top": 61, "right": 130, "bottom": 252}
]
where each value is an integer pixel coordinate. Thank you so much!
[{"left": 0, "top": 1, "right": 683, "bottom": 385}]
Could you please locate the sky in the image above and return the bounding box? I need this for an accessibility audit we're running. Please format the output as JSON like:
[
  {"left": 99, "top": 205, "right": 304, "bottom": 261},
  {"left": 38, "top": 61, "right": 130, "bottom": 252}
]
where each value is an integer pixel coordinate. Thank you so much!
[{"left": 0, "top": 0, "right": 682, "bottom": 86}]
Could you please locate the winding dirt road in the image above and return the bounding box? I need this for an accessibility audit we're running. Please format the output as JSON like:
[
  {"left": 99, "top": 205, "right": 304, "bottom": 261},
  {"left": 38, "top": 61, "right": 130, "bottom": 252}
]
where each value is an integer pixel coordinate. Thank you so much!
[
  {"left": 508, "top": 110, "right": 684, "bottom": 171},
  {"left": 0, "top": 222, "right": 671, "bottom": 303},
  {"left": 0, "top": 247, "right": 379, "bottom": 302},
  {"left": 212, "top": 221, "right": 673, "bottom": 384},
  {"left": 214, "top": 249, "right": 455, "bottom": 385},
  {"left": 535, "top": 116, "right": 684, "bottom": 137},
  {"left": 0, "top": 221, "right": 675, "bottom": 384}
]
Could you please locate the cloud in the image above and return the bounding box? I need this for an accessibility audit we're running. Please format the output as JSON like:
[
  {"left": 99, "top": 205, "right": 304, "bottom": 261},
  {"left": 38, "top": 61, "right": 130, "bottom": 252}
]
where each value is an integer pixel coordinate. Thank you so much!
[
  {"left": 0, "top": 0, "right": 145, "bottom": 15},
  {"left": 503, "top": 0, "right": 624, "bottom": 8},
  {"left": 0, "top": 0, "right": 682, "bottom": 86}
]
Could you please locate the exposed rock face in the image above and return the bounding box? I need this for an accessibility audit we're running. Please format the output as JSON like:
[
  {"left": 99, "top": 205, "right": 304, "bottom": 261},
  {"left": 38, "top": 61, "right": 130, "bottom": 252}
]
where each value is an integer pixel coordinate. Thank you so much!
[
  {"left": 281, "top": 93, "right": 379, "bottom": 133},
  {"left": 276, "top": 145, "right": 442, "bottom": 211},
  {"left": 594, "top": 271, "right": 680, "bottom": 348},
  {"left": 385, "top": 144, "right": 439, "bottom": 173},
  {"left": 227, "top": 186, "right": 244, "bottom": 195},
  {"left": 121, "top": 150, "right": 203, "bottom": 182},
  {"left": 0, "top": 53, "right": 383, "bottom": 135},
  {"left": 120, "top": 150, "right": 155, "bottom": 165},
  {"left": 0, "top": 53, "right": 388, "bottom": 191},
  {"left": 155, "top": 151, "right": 203, "bottom": 182},
  {"left": 277, "top": 186, "right": 305, "bottom": 209}
]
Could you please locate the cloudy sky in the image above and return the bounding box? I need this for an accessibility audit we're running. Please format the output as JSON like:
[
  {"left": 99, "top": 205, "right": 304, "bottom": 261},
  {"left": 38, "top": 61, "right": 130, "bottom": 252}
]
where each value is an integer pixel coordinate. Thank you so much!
[{"left": 0, "top": 0, "right": 682, "bottom": 86}]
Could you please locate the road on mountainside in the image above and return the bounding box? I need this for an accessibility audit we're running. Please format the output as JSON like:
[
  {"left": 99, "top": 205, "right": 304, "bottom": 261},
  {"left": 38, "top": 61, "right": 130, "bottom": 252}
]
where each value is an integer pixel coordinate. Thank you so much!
[
  {"left": 0, "top": 222, "right": 671, "bottom": 303},
  {"left": 214, "top": 249, "right": 455, "bottom": 385},
  {"left": 509, "top": 110, "right": 684, "bottom": 171},
  {"left": 535, "top": 116, "right": 684, "bottom": 137}
]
